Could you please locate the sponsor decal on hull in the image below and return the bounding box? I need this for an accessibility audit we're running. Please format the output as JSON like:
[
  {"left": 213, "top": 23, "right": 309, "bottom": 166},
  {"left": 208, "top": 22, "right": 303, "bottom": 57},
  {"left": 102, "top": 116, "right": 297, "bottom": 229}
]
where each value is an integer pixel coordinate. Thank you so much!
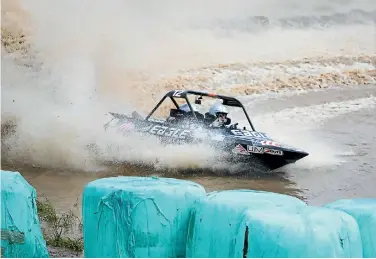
[
  {"left": 263, "top": 148, "right": 284, "bottom": 156},
  {"left": 232, "top": 144, "right": 250, "bottom": 155},
  {"left": 247, "top": 146, "right": 264, "bottom": 154},
  {"left": 245, "top": 145, "right": 284, "bottom": 156},
  {"left": 148, "top": 125, "right": 191, "bottom": 139},
  {"left": 230, "top": 130, "right": 269, "bottom": 139},
  {"left": 260, "top": 140, "right": 280, "bottom": 147}
]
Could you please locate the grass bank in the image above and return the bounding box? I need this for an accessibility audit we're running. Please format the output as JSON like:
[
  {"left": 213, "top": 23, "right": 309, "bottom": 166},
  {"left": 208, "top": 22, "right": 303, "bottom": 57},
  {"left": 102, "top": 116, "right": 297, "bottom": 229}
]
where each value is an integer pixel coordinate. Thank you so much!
[{"left": 36, "top": 196, "right": 84, "bottom": 255}]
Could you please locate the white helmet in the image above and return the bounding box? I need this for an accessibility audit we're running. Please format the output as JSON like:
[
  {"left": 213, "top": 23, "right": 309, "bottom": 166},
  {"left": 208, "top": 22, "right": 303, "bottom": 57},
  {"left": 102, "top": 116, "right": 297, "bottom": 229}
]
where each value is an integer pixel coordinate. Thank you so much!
[
  {"left": 179, "top": 103, "right": 199, "bottom": 113},
  {"left": 208, "top": 103, "right": 228, "bottom": 117}
]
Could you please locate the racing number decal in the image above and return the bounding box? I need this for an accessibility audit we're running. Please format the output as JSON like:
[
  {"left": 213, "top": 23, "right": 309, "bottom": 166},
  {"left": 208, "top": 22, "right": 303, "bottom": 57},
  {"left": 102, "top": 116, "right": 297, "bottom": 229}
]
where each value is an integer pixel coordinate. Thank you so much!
[
  {"left": 231, "top": 129, "right": 268, "bottom": 139},
  {"left": 172, "top": 90, "right": 185, "bottom": 97}
]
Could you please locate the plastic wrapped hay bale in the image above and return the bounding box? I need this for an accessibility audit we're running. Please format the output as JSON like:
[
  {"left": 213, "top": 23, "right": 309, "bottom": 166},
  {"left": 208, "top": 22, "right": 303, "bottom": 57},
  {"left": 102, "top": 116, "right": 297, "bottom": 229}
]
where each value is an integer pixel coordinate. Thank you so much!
[
  {"left": 186, "top": 189, "right": 307, "bottom": 258},
  {"left": 235, "top": 206, "right": 363, "bottom": 258},
  {"left": 325, "top": 198, "right": 376, "bottom": 258},
  {"left": 1, "top": 170, "right": 49, "bottom": 258},
  {"left": 82, "top": 176, "right": 206, "bottom": 258}
]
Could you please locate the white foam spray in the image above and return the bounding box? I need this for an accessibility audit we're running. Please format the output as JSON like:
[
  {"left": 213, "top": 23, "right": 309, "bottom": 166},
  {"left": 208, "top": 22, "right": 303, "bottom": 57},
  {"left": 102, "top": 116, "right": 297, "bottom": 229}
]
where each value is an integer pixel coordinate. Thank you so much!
[
  {"left": 250, "top": 95, "right": 376, "bottom": 169},
  {"left": 1, "top": 0, "right": 375, "bottom": 172}
]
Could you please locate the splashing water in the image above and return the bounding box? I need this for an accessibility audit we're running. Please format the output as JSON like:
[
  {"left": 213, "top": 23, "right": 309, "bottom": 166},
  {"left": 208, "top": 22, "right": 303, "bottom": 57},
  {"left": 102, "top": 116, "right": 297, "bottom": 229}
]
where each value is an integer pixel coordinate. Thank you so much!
[{"left": 1, "top": 0, "right": 376, "bottom": 172}]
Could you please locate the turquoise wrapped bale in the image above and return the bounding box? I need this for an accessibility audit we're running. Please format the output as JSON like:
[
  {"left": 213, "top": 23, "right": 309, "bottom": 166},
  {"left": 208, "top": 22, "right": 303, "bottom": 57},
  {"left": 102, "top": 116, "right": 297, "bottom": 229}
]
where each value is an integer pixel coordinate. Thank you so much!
[
  {"left": 325, "top": 198, "right": 376, "bottom": 257},
  {"left": 186, "top": 190, "right": 307, "bottom": 258},
  {"left": 238, "top": 206, "right": 363, "bottom": 258},
  {"left": 82, "top": 176, "right": 206, "bottom": 258},
  {"left": 1, "top": 170, "right": 49, "bottom": 258}
]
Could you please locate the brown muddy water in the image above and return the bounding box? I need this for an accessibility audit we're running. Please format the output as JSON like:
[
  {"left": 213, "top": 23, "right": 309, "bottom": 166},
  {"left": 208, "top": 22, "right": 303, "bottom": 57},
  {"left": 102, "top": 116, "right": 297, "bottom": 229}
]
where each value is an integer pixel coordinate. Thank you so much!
[
  {"left": 2, "top": 1, "right": 376, "bottom": 257},
  {"left": 2, "top": 84, "right": 376, "bottom": 213},
  {"left": 1, "top": 84, "right": 376, "bottom": 258}
]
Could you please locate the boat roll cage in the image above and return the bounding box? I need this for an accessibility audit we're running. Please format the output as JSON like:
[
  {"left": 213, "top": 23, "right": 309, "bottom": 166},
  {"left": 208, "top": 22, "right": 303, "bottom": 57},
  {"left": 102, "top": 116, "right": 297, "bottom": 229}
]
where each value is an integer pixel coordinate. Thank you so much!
[{"left": 145, "top": 89, "right": 256, "bottom": 131}]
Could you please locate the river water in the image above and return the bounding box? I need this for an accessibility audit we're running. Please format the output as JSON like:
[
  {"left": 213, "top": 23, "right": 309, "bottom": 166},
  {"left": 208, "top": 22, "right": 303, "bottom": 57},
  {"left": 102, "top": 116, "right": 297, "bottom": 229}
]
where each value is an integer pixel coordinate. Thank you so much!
[
  {"left": 1, "top": 2, "right": 376, "bottom": 257},
  {"left": 2, "top": 0, "right": 376, "bottom": 218},
  {"left": 2, "top": 84, "right": 375, "bottom": 214}
]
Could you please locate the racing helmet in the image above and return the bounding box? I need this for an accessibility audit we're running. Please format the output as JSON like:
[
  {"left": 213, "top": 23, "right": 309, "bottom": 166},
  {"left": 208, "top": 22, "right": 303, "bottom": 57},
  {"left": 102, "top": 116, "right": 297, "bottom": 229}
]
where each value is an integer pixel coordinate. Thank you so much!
[
  {"left": 208, "top": 103, "right": 229, "bottom": 126},
  {"left": 179, "top": 103, "right": 199, "bottom": 113},
  {"left": 208, "top": 103, "right": 228, "bottom": 118}
]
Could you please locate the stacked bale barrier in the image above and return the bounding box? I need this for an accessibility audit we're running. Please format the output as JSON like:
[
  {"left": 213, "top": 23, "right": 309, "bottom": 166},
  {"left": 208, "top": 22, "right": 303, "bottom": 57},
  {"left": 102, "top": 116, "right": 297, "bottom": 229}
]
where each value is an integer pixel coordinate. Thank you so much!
[
  {"left": 186, "top": 189, "right": 364, "bottom": 258},
  {"left": 82, "top": 176, "right": 206, "bottom": 258},
  {"left": 0, "top": 170, "right": 49, "bottom": 258},
  {"left": 185, "top": 190, "right": 308, "bottom": 258},
  {"left": 236, "top": 206, "right": 363, "bottom": 258},
  {"left": 325, "top": 198, "right": 376, "bottom": 258}
]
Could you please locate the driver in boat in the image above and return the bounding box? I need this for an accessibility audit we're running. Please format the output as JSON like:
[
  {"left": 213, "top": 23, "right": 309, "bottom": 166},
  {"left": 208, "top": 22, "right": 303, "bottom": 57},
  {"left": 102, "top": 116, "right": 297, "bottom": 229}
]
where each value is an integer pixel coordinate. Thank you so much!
[{"left": 205, "top": 103, "right": 231, "bottom": 128}]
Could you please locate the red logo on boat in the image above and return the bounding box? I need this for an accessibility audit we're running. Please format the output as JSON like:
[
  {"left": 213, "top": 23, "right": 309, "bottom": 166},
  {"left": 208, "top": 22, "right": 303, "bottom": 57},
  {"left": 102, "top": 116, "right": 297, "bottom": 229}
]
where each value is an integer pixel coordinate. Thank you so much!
[{"left": 261, "top": 140, "right": 280, "bottom": 147}]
